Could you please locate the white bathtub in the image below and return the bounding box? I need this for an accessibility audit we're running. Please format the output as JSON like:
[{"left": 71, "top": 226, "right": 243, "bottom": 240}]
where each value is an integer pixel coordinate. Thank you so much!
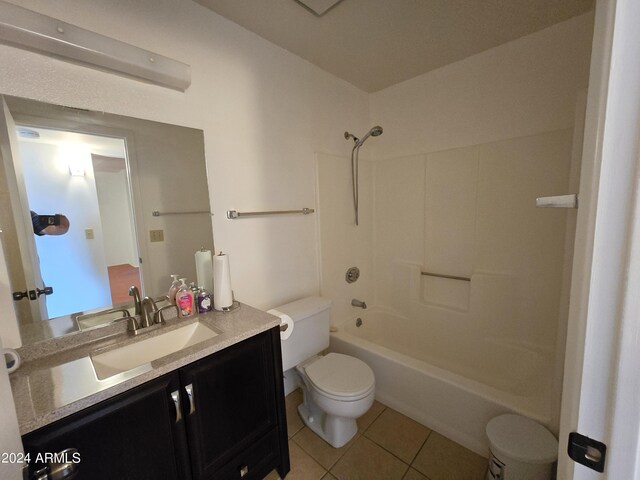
[{"left": 329, "top": 308, "right": 554, "bottom": 456}]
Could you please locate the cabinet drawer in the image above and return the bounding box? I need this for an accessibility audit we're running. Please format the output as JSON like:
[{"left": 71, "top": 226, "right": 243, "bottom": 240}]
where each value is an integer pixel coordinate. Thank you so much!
[{"left": 214, "top": 428, "right": 280, "bottom": 480}]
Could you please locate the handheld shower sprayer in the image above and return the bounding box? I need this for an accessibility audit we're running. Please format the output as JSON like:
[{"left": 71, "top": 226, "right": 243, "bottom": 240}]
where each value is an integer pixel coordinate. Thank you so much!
[
  {"left": 344, "top": 126, "right": 383, "bottom": 225},
  {"left": 344, "top": 126, "right": 383, "bottom": 147}
]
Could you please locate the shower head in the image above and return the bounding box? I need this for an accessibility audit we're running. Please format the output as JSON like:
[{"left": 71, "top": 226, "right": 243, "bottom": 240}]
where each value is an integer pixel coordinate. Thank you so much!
[
  {"left": 370, "top": 126, "right": 383, "bottom": 136},
  {"left": 344, "top": 125, "right": 383, "bottom": 147}
]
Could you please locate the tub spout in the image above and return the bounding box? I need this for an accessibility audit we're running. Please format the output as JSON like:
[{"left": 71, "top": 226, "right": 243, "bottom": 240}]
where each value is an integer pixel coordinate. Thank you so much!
[{"left": 351, "top": 299, "right": 367, "bottom": 309}]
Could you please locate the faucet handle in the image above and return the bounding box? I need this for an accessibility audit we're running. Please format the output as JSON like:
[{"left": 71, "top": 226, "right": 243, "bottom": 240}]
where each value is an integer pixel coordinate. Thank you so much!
[
  {"left": 123, "top": 316, "right": 140, "bottom": 334},
  {"left": 154, "top": 304, "right": 179, "bottom": 324}
]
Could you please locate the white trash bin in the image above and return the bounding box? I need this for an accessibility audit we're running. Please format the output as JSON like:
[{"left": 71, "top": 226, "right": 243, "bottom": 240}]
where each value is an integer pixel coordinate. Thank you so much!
[{"left": 486, "top": 414, "right": 558, "bottom": 480}]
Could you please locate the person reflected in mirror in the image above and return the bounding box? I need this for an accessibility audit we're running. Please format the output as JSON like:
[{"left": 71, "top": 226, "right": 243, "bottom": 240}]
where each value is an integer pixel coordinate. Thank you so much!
[{"left": 30, "top": 211, "right": 70, "bottom": 236}]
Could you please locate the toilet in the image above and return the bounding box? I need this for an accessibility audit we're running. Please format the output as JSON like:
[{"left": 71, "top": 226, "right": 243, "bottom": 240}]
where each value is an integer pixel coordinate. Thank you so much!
[{"left": 273, "top": 296, "right": 375, "bottom": 448}]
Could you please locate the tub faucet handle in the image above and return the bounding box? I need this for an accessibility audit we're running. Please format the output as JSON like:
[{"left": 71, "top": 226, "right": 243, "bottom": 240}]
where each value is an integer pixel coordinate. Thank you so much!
[{"left": 351, "top": 299, "right": 367, "bottom": 309}]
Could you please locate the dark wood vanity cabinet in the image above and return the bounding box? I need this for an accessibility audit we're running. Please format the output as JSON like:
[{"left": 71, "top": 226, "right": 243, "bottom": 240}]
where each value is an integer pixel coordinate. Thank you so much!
[
  {"left": 180, "top": 328, "right": 285, "bottom": 480},
  {"left": 22, "top": 372, "right": 191, "bottom": 480},
  {"left": 22, "top": 327, "right": 290, "bottom": 480}
]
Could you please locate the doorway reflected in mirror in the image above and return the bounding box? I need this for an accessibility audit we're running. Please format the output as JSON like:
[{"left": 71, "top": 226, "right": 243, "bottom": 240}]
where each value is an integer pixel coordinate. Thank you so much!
[{"left": 17, "top": 126, "right": 141, "bottom": 318}]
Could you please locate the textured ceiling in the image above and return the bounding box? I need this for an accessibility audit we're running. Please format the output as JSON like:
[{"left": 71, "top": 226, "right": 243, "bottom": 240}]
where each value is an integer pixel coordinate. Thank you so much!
[{"left": 195, "top": 0, "right": 594, "bottom": 92}]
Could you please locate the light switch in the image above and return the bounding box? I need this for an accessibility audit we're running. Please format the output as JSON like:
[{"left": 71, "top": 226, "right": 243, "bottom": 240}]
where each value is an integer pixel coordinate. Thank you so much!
[
  {"left": 85, "top": 228, "right": 94, "bottom": 240},
  {"left": 150, "top": 229, "right": 164, "bottom": 242}
]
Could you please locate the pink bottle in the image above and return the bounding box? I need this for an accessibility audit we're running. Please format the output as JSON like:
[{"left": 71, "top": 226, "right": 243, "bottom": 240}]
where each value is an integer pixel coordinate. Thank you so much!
[{"left": 175, "top": 278, "right": 194, "bottom": 318}]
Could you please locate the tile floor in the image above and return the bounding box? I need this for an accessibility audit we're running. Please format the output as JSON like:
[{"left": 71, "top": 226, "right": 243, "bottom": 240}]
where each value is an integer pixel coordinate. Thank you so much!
[{"left": 265, "top": 389, "right": 488, "bottom": 480}]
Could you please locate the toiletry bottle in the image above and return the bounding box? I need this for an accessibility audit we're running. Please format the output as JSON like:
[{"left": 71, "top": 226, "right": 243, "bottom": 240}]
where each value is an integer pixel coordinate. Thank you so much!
[
  {"left": 189, "top": 282, "right": 199, "bottom": 315},
  {"left": 197, "top": 286, "right": 212, "bottom": 313},
  {"left": 168, "top": 274, "right": 180, "bottom": 305},
  {"left": 176, "top": 278, "right": 194, "bottom": 318}
]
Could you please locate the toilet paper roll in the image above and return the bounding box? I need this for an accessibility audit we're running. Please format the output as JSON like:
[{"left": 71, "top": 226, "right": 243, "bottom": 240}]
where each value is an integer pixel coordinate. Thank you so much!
[
  {"left": 195, "top": 249, "right": 214, "bottom": 293},
  {"left": 3, "top": 348, "right": 20, "bottom": 374},
  {"left": 213, "top": 252, "right": 233, "bottom": 310},
  {"left": 267, "top": 309, "right": 295, "bottom": 341}
]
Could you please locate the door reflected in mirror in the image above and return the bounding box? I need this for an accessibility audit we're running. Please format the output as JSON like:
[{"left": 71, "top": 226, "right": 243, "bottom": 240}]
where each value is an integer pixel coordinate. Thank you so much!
[{"left": 18, "top": 126, "right": 142, "bottom": 318}]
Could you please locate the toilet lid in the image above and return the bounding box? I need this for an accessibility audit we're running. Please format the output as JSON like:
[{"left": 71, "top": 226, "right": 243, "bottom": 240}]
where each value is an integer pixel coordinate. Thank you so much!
[{"left": 305, "top": 353, "right": 375, "bottom": 399}]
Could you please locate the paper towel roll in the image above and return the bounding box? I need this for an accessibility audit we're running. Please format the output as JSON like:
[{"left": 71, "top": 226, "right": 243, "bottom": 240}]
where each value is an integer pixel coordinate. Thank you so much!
[
  {"left": 213, "top": 252, "right": 233, "bottom": 310},
  {"left": 3, "top": 348, "right": 20, "bottom": 373},
  {"left": 267, "top": 309, "right": 295, "bottom": 340},
  {"left": 195, "top": 249, "right": 214, "bottom": 293}
]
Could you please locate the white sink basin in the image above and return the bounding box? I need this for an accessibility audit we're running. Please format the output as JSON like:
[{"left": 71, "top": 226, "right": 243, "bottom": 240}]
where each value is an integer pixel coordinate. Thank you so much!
[{"left": 91, "top": 322, "right": 219, "bottom": 380}]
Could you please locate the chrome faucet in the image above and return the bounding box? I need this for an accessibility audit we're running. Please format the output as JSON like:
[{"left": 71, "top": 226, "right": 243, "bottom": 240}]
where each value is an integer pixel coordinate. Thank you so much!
[
  {"left": 128, "top": 287, "right": 179, "bottom": 334},
  {"left": 351, "top": 298, "right": 367, "bottom": 309},
  {"left": 128, "top": 286, "right": 142, "bottom": 317},
  {"left": 140, "top": 296, "right": 158, "bottom": 328}
]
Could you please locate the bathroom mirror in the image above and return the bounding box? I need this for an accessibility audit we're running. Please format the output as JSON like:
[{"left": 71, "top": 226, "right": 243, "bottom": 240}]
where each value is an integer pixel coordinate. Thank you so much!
[{"left": 0, "top": 95, "right": 214, "bottom": 344}]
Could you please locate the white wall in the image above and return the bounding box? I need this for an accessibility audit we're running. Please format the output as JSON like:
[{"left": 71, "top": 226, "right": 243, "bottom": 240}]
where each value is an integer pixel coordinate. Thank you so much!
[
  {"left": 0, "top": 0, "right": 370, "bottom": 312},
  {"left": 19, "top": 141, "right": 111, "bottom": 317},
  {"left": 369, "top": 13, "right": 593, "bottom": 159}
]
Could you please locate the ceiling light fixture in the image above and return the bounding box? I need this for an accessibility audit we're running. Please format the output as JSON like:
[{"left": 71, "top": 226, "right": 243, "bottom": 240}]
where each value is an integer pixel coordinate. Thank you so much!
[
  {"left": 0, "top": 1, "right": 191, "bottom": 91},
  {"left": 294, "top": 0, "right": 345, "bottom": 17}
]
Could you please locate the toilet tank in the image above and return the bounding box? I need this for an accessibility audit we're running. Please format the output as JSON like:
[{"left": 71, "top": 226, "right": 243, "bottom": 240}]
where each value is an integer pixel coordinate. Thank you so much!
[{"left": 272, "top": 296, "right": 331, "bottom": 371}]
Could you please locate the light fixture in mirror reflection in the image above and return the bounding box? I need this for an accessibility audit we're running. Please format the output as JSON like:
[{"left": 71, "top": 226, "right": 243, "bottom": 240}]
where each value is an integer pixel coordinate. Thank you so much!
[{"left": 0, "top": 95, "right": 214, "bottom": 345}]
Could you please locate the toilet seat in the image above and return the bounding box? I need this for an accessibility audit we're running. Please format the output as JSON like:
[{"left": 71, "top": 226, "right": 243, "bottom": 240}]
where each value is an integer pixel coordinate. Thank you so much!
[{"left": 304, "top": 353, "right": 375, "bottom": 401}]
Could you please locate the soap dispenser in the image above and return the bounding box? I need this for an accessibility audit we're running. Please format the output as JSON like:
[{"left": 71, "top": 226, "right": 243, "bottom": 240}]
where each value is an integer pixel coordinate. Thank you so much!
[
  {"left": 197, "top": 286, "right": 212, "bottom": 313},
  {"left": 176, "top": 278, "right": 194, "bottom": 318},
  {"left": 168, "top": 274, "right": 180, "bottom": 305}
]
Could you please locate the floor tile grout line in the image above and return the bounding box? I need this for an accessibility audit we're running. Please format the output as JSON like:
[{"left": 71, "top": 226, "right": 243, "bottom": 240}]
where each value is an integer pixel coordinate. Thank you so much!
[
  {"left": 401, "top": 466, "right": 433, "bottom": 480},
  {"left": 360, "top": 429, "right": 421, "bottom": 472},
  {"left": 325, "top": 432, "right": 364, "bottom": 474},
  {"left": 289, "top": 437, "right": 328, "bottom": 479},
  {"left": 409, "top": 429, "right": 433, "bottom": 467},
  {"left": 328, "top": 435, "right": 410, "bottom": 480},
  {"left": 360, "top": 403, "right": 387, "bottom": 434},
  {"left": 359, "top": 405, "right": 433, "bottom": 469},
  {"left": 292, "top": 427, "right": 362, "bottom": 472}
]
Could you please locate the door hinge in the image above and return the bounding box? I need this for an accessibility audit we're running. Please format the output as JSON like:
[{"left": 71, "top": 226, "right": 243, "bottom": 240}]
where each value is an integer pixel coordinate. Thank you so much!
[
  {"left": 13, "top": 290, "right": 37, "bottom": 301},
  {"left": 568, "top": 432, "right": 606, "bottom": 472},
  {"left": 37, "top": 286, "right": 53, "bottom": 297}
]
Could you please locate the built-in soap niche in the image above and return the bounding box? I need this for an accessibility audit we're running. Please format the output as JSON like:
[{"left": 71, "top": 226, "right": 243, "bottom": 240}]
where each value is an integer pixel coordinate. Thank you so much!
[{"left": 421, "top": 274, "right": 471, "bottom": 311}]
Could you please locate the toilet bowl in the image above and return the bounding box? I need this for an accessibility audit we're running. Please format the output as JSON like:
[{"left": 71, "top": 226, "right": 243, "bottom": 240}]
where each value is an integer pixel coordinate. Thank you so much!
[
  {"left": 271, "top": 296, "right": 376, "bottom": 448},
  {"left": 296, "top": 353, "right": 375, "bottom": 448}
]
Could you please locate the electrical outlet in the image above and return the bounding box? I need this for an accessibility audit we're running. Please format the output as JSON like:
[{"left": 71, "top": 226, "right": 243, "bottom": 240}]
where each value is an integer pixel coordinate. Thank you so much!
[
  {"left": 150, "top": 229, "right": 164, "bottom": 242},
  {"left": 85, "top": 228, "right": 94, "bottom": 240}
]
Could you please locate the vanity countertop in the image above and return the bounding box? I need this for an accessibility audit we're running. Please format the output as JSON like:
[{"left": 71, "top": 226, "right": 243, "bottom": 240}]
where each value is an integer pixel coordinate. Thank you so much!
[{"left": 10, "top": 303, "right": 280, "bottom": 435}]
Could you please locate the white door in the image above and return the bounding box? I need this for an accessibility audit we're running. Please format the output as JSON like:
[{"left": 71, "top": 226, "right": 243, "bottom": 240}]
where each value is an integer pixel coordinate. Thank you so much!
[
  {"left": 0, "top": 96, "right": 48, "bottom": 322},
  {"left": 558, "top": 0, "right": 640, "bottom": 478}
]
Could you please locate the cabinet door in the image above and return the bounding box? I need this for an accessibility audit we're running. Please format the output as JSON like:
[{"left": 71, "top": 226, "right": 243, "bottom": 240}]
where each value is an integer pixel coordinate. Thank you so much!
[
  {"left": 22, "top": 372, "right": 191, "bottom": 480},
  {"left": 180, "top": 329, "right": 282, "bottom": 480}
]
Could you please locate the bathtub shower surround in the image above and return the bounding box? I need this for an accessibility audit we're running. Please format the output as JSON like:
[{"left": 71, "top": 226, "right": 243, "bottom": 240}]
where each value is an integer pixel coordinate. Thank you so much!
[{"left": 318, "top": 127, "right": 578, "bottom": 454}]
